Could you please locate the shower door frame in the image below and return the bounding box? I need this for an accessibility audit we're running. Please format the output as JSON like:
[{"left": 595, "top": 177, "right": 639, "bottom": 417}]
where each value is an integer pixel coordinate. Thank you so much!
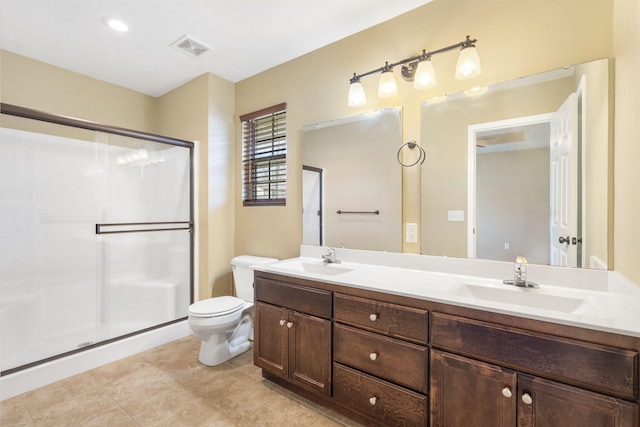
[{"left": 0, "top": 103, "right": 195, "bottom": 375}]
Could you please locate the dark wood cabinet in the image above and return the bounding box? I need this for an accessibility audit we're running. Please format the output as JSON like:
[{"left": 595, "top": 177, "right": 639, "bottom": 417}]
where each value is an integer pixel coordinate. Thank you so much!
[
  {"left": 431, "top": 349, "right": 517, "bottom": 427},
  {"left": 431, "top": 311, "right": 639, "bottom": 426},
  {"left": 519, "top": 373, "right": 638, "bottom": 427},
  {"left": 253, "top": 270, "right": 640, "bottom": 427},
  {"left": 254, "top": 279, "right": 332, "bottom": 397},
  {"left": 333, "top": 293, "right": 429, "bottom": 426}
]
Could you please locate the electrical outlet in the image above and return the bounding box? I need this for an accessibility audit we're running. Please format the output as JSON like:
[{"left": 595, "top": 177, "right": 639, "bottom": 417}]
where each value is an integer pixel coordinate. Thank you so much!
[{"left": 405, "top": 223, "right": 418, "bottom": 243}]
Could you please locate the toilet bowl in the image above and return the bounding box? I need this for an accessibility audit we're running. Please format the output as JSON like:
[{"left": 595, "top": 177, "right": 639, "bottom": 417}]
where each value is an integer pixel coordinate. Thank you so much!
[{"left": 187, "top": 255, "right": 277, "bottom": 366}]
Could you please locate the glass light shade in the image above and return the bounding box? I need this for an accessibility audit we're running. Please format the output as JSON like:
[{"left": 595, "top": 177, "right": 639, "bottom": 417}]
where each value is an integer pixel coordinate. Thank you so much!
[
  {"left": 413, "top": 60, "right": 436, "bottom": 90},
  {"left": 377, "top": 70, "right": 398, "bottom": 98},
  {"left": 455, "top": 46, "right": 482, "bottom": 80},
  {"left": 348, "top": 81, "right": 367, "bottom": 107}
]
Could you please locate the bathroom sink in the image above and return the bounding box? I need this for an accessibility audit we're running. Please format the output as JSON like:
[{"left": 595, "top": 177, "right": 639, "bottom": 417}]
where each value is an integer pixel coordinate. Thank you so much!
[
  {"left": 269, "top": 259, "right": 353, "bottom": 276},
  {"left": 452, "top": 283, "right": 592, "bottom": 314}
]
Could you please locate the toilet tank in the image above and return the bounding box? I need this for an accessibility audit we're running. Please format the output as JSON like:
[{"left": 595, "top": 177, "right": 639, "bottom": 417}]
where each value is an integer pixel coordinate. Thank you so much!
[{"left": 231, "top": 255, "right": 278, "bottom": 302}]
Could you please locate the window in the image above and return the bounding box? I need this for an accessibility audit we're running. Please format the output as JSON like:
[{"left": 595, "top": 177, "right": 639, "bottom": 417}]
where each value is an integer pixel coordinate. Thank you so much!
[{"left": 240, "top": 103, "right": 287, "bottom": 206}]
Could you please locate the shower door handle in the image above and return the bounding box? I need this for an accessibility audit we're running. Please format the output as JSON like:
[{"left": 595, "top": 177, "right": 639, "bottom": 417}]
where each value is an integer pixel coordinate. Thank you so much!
[{"left": 96, "top": 221, "right": 193, "bottom": 235}]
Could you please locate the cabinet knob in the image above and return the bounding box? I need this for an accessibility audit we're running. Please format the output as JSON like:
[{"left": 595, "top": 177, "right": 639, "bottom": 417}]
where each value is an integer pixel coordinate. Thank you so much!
[
  {"left": 522, "top": 393, "right": 533, "bottom": 405},
  {"left": 369, "top": 313, "right": 378, "bottom": 321},
  {"left": 369, "top": 352, "right": 378, "bottom": 361},
  {"left": 279, "top": 319, "right": 285, "bottom": 326},
  {"left": 501, "top": 387, "right": 512, "bottom": 398},
  {"left": 286, "top": 321, "right": 293, "bottom": 329},
  {"left": 369, "top": 396, "right": 377, "bottom": 406}
]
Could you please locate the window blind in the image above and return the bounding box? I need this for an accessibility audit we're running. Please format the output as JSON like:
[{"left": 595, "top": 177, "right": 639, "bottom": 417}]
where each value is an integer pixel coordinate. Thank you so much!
[{"left": 240, "top": 103, "right": 287, "bottom": 206}]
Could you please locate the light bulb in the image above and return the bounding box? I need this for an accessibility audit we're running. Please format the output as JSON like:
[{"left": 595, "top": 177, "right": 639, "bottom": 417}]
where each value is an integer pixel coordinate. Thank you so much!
[
  {"left": 413, "top": 59, "right": 436, "bottom": 90},
  {"left": 378, "top": 69, "right": 398, "bottom": 98},
  {"left": 348, "top": 81, "right": 367, "bottom": 107},
  {"left": 455, "top": 46, "right": 482, "bottom": 80}
]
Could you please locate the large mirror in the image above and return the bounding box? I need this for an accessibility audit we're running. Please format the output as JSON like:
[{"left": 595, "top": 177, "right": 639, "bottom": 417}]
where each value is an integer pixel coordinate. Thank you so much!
[
  {"left": 421, "top": 58, "right": 610, "bottom": 269},
  {"left": 301, "top": 107, "right": 402, "bottom": 252}
]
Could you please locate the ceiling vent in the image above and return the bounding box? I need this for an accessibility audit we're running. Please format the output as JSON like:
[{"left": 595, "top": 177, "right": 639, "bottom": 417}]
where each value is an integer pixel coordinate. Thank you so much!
[{"left": 170, "top": 35, "right": 213, "bottom": 58}]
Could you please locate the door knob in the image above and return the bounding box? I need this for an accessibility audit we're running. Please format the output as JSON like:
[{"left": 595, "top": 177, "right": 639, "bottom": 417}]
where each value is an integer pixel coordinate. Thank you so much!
[
  {"left": 279, "top": 319, "right": 285, "bottom": 326},
  {"left": 501, "top": 387, "right": 512, "bottom": 398},
  {"left": 286, "top": 322, "right": 293, "bottom": 329},
  {"left": 558, "top": 236, "right": 571, "bottom": 244},
  {"left": 522, "top": 393, "right": 533, "bottom": 405},
  {"left": 369, "top": 396, "right": 377, "bottom": 406}
]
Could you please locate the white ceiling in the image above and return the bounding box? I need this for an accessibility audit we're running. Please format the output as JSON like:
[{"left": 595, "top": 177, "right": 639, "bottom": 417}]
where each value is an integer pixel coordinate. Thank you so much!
[{"left": 0, "top": 0, "right": 432, "bottom": 97}]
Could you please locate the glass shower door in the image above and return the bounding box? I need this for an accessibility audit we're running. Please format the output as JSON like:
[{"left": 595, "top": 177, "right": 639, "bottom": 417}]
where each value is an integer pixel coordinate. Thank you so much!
[
  {"left": 96, "top": 134, "right": 192, "bottom": 341},
  {"left": 0, "top": 110, "right": 193, "bottom": 374}
]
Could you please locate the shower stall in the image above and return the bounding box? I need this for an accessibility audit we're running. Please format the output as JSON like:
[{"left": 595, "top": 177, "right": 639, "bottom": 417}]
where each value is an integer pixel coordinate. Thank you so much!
[{"left": 0, "top": 104, "right": 193, "bottom": 375}]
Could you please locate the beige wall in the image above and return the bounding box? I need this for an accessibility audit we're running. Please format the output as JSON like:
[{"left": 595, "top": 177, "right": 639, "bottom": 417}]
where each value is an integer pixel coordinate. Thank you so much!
[
  {"left": 613, "top": 0, "right": 640, "bottom": 285},
  {"left": 235, "top": 0, "right": 615, "bottom": 262},
  {"left": 0, "top": 50, "right": 158, "bottom": 132}
]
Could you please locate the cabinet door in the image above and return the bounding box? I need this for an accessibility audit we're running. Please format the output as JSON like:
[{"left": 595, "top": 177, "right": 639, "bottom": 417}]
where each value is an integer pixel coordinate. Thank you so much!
[
  {"left": 254, "top": 302, "right": 288, "bottom": 377},
  {"left": 431, "top": 350, "right": 517, "bottom": 427},
  {"left": 288, "top": 310, "right": 332, "bottom": 396},
  {"left": 518, "top": 374, "right": 639, "bottom": 427}
]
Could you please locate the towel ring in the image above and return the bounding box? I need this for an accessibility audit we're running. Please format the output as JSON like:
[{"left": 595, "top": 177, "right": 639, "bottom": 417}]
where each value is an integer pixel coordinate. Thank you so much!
[{"left": 397, "top": 141, "right": 426, "bottom": 167}]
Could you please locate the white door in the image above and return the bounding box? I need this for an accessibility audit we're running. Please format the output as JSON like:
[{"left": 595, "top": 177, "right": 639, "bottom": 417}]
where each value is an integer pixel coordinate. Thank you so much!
[
  {"left": 302, "top": 167, "right": 322, "bottom": 246},
  {"left": 549, "top": 92, "right": 578, "bottom": 267}
]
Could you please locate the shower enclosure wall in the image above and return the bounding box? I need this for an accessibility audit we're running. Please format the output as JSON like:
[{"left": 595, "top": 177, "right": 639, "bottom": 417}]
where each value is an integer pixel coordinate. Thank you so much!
[{"left": 0, "top": 104, "right": 193, "bottom": 375}]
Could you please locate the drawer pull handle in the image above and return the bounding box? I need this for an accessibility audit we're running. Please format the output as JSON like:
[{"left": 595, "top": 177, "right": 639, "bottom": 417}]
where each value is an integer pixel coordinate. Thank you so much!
[
  {"left": 522, "top": 393, "right": 533, "bottom": 405},
  {"left": 501, "top": 387, "right": 512, "bottom": 398},
  {"left": 369, "top": 352, "right": 378, "bottom": 361},
  {"left": 279, "top": 319, "right": 285, "bottom": 326},
  {"left": 369, "top": 313, "right": 378, "bottom": 321},
  {"left": 369, "top": 396, "right": 377, "bottom": 406},
  {"left": 286, "top": 321, "right": 293, "bottom": 329}
]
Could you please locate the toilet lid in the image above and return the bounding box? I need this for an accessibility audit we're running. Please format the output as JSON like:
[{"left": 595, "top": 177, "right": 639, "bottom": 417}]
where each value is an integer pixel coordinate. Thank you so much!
[{"left": 188, "top": 296, "right": 245, "bottom": 317}]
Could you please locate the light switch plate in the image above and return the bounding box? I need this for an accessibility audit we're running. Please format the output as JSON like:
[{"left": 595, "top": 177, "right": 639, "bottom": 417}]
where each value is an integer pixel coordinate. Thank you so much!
[
  {"left": 448, "top": 210, "right": 465, "bottom": 222},
  {"left": 405, "top": 223, "right": 418, "bottom": 243}
]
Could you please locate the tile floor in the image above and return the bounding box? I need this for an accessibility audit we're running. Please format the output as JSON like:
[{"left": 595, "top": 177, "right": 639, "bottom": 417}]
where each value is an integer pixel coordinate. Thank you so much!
[{"left": 1, "top": 336, "right": 361, "bottom": 426}]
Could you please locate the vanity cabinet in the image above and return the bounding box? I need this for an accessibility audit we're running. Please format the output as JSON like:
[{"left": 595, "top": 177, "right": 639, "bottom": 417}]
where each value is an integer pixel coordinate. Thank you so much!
[
  {"left": 253, "top": 271, "right": 640, "bottom": 427},
  {"left": 332, "top": 293, "right": 429, "bottom": 426},
  {"left": 431, "top": 313, "right": 639, "bottom": 427},
  {"left": 254, "top": 276, "right": 332, "bottom": 396}
]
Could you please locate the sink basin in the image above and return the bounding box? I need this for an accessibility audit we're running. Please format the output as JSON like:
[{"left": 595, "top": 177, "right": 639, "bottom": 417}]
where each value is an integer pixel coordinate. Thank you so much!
[
  {"left": 453, "top": 283, "right": 591, "bottom": 314},
  {"left": 269, "top": 259, "right": 353, "bottom": 276}
]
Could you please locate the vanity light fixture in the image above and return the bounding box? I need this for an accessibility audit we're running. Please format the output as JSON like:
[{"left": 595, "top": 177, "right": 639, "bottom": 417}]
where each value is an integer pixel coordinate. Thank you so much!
[{"left": 348, "top": 35, "right": 481, "bottom": 107}]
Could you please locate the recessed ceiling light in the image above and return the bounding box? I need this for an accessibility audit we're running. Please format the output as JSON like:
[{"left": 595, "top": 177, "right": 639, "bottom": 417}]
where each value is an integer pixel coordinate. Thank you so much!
[{"left": 102, "top": 16, "right": 130, "bottom": 33}]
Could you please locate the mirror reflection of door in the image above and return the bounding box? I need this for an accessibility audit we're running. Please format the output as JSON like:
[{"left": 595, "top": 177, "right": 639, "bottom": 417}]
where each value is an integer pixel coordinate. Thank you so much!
[
  {"left": 302, "top": 165, "right": 323, "bottom": 246},
  {"left": 469, "top": 90, "right": 582, "bottom": 268},
  {"left": 469, "top": 115, "right": 553, "bottom": 265},
  {"left": 549, "top": 92, "right": 579, "bottom": 267}
]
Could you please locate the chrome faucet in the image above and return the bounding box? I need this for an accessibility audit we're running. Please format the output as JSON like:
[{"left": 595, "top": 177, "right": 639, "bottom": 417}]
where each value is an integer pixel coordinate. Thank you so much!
[
  {"left": 503, "top": 255, "right": 539, "bottom": 288},
  {"left": 322, "top": 247, "right": 341, "bottom": 264}
]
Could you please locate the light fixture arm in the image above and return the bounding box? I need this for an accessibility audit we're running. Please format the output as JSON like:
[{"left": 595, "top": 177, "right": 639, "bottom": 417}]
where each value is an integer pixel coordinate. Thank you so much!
[{"left": 349, "top": 35, "right": 478, "bottom": 84}]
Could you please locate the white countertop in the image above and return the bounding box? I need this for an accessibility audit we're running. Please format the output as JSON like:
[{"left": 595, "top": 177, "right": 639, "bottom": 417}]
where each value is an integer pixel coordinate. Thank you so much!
[{"left": 253, "top": 246, "right": 640, "bottom": 338}]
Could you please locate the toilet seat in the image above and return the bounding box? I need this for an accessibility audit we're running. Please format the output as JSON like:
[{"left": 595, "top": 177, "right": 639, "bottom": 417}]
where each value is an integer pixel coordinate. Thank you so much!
[{"left": 188, "top": 296, "right": 246, "bottom": 318}]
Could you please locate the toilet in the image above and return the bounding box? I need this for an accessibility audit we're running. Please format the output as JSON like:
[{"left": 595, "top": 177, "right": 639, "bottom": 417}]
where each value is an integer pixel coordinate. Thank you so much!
[{"left": 188, "top": 255, "right": 277, "bottom": 366}]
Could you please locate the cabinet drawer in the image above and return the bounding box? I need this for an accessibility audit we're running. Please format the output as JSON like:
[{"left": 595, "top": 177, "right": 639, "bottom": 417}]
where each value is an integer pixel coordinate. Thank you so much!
[
  {"left": 431, "top": 312, "right": 639, "bottom": 400},
  {"left": 334, "top": 324, "right": 428, "bottom": 393},
  {"left": 333, "top": 363, "right": 428, "bottom": 427},
  {"left": 255, "top": 277, "right": 332, "bottom": 319},
  {"left": 334, "top": 293, "right": 428, "bottom": 344}
]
